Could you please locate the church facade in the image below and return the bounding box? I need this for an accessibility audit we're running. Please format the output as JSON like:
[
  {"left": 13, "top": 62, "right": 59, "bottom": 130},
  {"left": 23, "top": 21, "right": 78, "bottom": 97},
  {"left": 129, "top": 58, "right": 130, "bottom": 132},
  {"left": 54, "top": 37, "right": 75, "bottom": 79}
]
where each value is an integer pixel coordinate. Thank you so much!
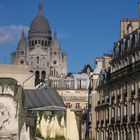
[{"left": 11, "top": 2, "right": 67, "bottom": 86}]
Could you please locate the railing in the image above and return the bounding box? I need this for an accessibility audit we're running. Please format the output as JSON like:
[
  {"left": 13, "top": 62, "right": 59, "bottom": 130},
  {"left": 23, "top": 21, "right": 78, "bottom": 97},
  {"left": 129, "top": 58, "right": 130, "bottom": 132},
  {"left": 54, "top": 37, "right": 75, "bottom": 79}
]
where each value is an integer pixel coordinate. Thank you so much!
[
  {"left": 110, "top": 60, "right": 140, "bottom": 81},
  {"left": 62, "top": 96, "right": 88, "bottom": 101}
]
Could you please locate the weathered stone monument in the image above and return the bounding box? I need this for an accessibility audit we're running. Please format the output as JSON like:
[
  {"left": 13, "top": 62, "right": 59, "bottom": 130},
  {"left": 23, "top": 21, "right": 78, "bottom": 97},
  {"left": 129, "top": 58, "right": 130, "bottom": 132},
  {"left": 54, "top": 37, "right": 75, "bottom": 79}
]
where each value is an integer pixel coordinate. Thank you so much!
[{"left": 0, "top": 78, "right": 30, "bottom": 140}]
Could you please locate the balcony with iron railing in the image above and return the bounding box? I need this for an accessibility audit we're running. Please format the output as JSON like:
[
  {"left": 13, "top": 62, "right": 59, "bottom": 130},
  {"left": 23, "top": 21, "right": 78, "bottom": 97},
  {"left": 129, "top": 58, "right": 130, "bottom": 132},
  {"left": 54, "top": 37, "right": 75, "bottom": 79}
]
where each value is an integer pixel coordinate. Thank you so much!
[{"left": 110, "top": 60, "right": 140, "bottom": 82}]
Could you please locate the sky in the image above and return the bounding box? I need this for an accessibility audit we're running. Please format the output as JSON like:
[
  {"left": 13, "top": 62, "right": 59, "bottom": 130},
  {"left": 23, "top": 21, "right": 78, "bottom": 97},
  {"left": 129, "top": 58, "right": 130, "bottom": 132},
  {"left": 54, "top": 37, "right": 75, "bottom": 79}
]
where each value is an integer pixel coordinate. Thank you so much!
[{"left": 0, "top": 0, "right": 139, "bottom": 72}]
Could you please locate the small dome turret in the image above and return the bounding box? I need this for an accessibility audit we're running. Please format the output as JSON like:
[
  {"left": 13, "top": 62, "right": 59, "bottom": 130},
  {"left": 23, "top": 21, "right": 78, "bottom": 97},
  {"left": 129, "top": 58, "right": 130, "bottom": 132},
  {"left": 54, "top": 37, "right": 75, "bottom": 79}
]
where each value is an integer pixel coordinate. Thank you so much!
[
  {"left": 51, "top": 32, "right": 61, "bottom": 51},
  {"left": 17, "top": 31, "right": 27, "bottom": 50}
]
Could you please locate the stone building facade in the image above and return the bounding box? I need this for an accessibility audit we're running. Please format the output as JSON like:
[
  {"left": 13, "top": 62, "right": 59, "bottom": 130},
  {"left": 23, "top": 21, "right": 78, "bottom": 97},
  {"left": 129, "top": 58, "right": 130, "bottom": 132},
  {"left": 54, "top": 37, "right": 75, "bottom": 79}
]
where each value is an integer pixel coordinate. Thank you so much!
[
  {"left": 95, "top": 2, "right": 140, "bottom": 140},
  {"left": 88, "top": 56, "right": 111, "bottom": 140}
]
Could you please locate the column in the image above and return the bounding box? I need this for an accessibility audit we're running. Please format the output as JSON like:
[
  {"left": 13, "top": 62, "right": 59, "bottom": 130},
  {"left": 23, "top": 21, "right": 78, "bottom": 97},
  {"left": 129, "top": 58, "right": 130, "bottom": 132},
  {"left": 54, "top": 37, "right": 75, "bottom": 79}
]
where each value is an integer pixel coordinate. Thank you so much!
[
  {"left": 112, "top": 131, "right": 114, "bottom": 140},
  {"left": 132, "top": 129, "right": 134, "bottom": 140},
  {"left": 138, "top": 127, "right": 140, "bottom": 140},
  {"left": 96, "top": 131, "right": 99, "bottom": 140},
  {"left": 135, "top": 128, "right": 138, "bottom": 140},
  {"left": 118, "top": 130, "right": 120, "bottom": 140},
  {"left": 124, "top": 130, "right": 126, "bottom": 140}
]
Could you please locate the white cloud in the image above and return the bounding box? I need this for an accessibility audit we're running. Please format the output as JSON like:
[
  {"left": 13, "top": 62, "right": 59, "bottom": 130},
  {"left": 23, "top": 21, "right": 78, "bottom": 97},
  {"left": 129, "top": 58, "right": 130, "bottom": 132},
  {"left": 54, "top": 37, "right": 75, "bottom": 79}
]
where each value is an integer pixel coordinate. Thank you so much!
[{"left": 0, "top": 25, "right": 29, "bottom": 45}]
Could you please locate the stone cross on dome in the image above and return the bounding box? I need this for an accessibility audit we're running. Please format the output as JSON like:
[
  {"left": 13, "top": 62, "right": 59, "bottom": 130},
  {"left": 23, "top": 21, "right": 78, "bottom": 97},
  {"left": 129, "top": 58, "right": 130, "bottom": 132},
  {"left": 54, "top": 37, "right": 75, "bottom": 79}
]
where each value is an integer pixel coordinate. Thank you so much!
[
  {"left": 138, "top": 0, "right": 140, "bottom": 27},
  {"left": 38, "top": 0, "right": 43, "bottom": 15},
  {"left": 21, "top": 30, "right": 25, "bottom": 39}
]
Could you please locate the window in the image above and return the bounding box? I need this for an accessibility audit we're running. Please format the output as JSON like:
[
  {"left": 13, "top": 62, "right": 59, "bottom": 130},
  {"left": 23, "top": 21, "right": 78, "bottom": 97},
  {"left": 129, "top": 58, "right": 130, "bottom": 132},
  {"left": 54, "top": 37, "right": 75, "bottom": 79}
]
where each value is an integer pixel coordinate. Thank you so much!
[
  {"left": 31, "top": 61, "right": 33, "bottom": 65},
  {"left": 54, "top": 52, "right": 57, "bottom": 55},
  {"left": 76, "top": 103, "right": 80, "bottom": 109},
  {"left": 66, "top": 81, "right": 71, "bottom": 89},
  {"left": 32, "top": 40, "right": 34, "bottom": 46},
  {"left": 77, "top": 79, "right": 87, "bottom": 89},
  {"left": 66, "top": 103, "right": 71, "bottom": 108},
  {"left": 37, "top": 57, "right": 39, "bottom": 64},
  {"left": 53, "top": 60, "right": 57, "bottom": 65},
  {"left": 42, "top": 40, "right": 44, "bottom": 46},
  {"left": 20, "top": 51, "right": 24, "bottom": 55}
]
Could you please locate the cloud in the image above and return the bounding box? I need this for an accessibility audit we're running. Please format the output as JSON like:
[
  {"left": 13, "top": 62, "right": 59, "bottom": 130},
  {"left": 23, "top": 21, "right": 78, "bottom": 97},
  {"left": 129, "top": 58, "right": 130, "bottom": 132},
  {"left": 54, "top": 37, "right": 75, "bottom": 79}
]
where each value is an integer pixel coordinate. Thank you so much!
[{"left": 0, "top": 25, "right": 29, "bottom": 45}]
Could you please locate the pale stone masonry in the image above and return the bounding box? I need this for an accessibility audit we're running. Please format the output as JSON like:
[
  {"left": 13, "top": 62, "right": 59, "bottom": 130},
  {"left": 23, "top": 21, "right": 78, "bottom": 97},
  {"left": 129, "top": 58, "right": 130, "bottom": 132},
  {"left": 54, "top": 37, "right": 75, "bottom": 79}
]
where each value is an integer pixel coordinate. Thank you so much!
[
  {"left": 95, "top": 2, "right": 140, "bottom": 140},
  {"left": 88, "top": 56, "right": 111, "bottom": 140}
]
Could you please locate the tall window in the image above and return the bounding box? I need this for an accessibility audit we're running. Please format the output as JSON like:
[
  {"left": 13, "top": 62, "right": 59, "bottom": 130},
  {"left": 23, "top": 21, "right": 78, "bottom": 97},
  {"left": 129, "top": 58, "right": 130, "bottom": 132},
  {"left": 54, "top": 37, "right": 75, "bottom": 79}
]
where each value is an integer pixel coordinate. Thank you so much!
[
  {"left": 76, "top": 103, "right": 80, "bottom": 109},
  {"left": 37, "top": 57, "right": 39, "bottom": 64},
  {"left": 132, "top": 103, "right": 135, "bottom": 115},
  {"left": 42, "top": 40, "right": 44, "bottom": 46}
]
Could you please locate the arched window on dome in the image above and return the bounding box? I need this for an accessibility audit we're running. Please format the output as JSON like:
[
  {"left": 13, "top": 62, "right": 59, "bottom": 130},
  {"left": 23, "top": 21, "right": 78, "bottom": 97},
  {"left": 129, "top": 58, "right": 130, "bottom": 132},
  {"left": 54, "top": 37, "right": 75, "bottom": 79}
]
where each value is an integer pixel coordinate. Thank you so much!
[
  {"left": 32, "top": 40, "right": 34, "bottom": 46},
  {"left": 42, "top": 40, "right": 44, "bottom": 46},
  {"left": 35, "top": 40, "right": 37, "bottom": 45},
  {"left": 38, "top": 40, "right": 40, "bottom": 44},
  {"left": 45, "top": 41, "right": 47, "bottom": 46}
]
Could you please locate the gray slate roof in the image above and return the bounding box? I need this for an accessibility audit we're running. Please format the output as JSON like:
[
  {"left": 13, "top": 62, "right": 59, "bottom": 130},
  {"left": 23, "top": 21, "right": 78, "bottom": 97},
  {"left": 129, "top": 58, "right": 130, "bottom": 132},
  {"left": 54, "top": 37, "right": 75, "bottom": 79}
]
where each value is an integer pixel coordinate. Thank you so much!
[{"left": 24, "top": 88, "right": 66, "bottom": 111}]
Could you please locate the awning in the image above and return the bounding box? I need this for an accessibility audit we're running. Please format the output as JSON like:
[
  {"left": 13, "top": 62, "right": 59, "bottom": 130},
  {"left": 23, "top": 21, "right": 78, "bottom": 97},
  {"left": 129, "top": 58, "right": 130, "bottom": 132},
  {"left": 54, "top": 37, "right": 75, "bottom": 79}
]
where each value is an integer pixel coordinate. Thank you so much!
[{"left": 24, "top": 88, "right": 66, "bottom": 111}]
